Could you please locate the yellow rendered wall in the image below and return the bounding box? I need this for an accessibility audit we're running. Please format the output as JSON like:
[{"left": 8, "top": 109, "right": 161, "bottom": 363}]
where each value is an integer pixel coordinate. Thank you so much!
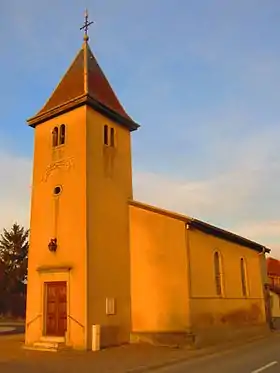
[
  {"left": 86, "top": 107, "right": 133, "bottom": 348},
  {"left": 129, "top": 205, "right": 189, "bottom": 332},
  {"left": 25, "top": 106, "right": 87, "bottom": 349},
  {"left": 188, "top": 228, "right": 266, "bottom": 334}
]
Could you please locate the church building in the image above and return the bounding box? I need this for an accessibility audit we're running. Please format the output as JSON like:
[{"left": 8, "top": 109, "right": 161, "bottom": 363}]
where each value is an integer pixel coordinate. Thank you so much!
[{"left": 25, "top": 16, "right": 270, "bottom": 351}]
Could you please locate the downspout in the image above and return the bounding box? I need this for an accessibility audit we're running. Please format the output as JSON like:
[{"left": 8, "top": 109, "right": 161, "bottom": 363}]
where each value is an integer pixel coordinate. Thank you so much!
[
  {"left": 259, "top": 247, "right": 272, "bottom": 329},
  {"left": 185, "top": 223, "right": 193, "bottom": 336}
]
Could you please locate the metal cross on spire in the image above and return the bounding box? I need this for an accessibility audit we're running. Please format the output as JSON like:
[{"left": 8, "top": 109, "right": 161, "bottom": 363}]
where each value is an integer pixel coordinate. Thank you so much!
[{"left": 80, "top": 9, "right": 94, "bottom": 42}]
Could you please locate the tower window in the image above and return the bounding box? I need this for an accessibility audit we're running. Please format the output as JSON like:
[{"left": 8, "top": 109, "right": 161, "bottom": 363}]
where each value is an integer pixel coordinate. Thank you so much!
[
  {"left": 59, "top": 124, "right": 66, "bottom": 145},
  {"left": 110, "top": 127, "right": 115, "bottom": 147},
  {"left": 104, "top": 125, "right": 109, "bottom": 145},
  {"left": 52, "top": 127, "right": 59, "bottom": 147}
]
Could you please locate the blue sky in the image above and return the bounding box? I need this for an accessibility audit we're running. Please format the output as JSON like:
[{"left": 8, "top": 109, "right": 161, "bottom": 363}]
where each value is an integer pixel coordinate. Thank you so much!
[{"left": 1, "top": 0, "right": 280, "bottom": 256}]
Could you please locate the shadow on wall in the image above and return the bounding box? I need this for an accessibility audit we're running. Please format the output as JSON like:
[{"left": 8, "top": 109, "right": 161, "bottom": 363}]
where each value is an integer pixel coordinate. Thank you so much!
[
  {"left": 220, "top": 304, "right": 262, "bottom": 325},
  {"left": 191, "top": 303, "right": 269, "bottom": 348},
  {"left": 194, "top": 303, "right": 263, "bottom": 328},
  {"left": 100, "top": 325, "right": 128, "bottom": 348},
  {"left": 132, "top": 304, "right": 267, "bottom": 348}
]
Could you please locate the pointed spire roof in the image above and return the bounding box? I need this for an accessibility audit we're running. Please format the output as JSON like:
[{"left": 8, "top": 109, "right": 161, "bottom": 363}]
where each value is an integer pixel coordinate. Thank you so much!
[{"left": 27, "top": 41, "right": 139, "bottom": 131}]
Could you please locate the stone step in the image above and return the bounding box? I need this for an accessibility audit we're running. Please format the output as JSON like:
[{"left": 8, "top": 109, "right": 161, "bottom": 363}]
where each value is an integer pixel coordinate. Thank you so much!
[
  {"left": 23, "top": 341, "right": 65, "bottom": 352},
  {"left": 34, "top": 341, "right": 59, "bottom": 349},
  {"left": 24, "top": 344, "right": 58, "bottom": 352}
]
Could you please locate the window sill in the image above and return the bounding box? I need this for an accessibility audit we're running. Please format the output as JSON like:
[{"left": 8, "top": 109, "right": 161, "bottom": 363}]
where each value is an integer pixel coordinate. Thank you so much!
[{"left": 53, "top": 144, "right": 65, "bottom": 150}]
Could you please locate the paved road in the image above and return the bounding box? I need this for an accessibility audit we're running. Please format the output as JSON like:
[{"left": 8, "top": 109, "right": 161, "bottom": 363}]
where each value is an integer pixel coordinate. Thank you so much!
[
  {"left": 0, "top": 331, "right": 279, "bottom": 373},
  {"left": 154, "top": 334, "right": 280, "bottom": 373}
]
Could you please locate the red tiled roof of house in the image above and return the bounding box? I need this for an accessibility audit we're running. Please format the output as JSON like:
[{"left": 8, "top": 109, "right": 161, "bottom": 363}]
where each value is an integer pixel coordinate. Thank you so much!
[{"left": 267, "top": 257, "right": 280, "bottom": 276}]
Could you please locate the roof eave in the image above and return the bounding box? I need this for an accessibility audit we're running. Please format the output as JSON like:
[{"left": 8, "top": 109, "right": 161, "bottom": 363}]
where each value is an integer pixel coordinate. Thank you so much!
[
  {"left": 87, "top": 96, "right": 140, "bottom": 131},
  {"left": 27, "top": 94, "right": 140, "bottom": 132},
  {"left": 189, "top": 219, "right": 270, "bottom": 253},
  {"left": 129, "top": 200, "right": 270, "bottom": 253}
]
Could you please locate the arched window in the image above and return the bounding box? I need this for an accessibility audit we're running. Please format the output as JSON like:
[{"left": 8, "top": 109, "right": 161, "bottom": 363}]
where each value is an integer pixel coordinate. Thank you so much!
[
  {"left": 52, "top": 127, "right": 58, "bottom": 147},
  {"left": 110, "top": 127, "right": 115, "bottom": 147},
  {"left": 214, "top": 251, "right": 222, "bottom": 296},
  {"left": 104, "top": 125, "right": 109, "bottom": 145},
  {"left": 240, "top": 258, "right": 247, "bottom": 297},
  {"left": 59, "top": 124, "right": 66, "bottom": 145}
]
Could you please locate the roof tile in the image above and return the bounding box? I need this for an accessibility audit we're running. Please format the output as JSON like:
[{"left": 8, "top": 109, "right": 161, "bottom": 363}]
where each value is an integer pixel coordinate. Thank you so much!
[
  {"left": 267, "top": 257, "right": 280, "bottom": 276},
  {"left": 35, "top": 42, "right": 133, "bottom": 124}
]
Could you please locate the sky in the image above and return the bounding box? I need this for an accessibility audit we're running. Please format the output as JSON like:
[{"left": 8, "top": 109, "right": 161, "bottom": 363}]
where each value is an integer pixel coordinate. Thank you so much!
[{"left": 1, "top": 0, "right": 280, "bottom": 257}]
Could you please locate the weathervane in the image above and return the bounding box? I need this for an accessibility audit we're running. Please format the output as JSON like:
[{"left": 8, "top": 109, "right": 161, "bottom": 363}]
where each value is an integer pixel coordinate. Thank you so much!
[{"left": 80, "top": 9, "right": 94, "bottom": 41}]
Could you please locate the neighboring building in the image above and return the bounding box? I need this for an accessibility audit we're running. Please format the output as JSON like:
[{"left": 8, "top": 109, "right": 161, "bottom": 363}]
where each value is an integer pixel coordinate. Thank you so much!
[
  {"left": 25, "top": 22, "right": 270, "bottom": 351},
  {"left": 267, "top": 284, "right": 280, "bottom": 329},
  {"left": 267, "top": 257, "right": 280, "bottom": 286},
  {"left": 264, "top": 257, "right": 280, "bottom": 330}
]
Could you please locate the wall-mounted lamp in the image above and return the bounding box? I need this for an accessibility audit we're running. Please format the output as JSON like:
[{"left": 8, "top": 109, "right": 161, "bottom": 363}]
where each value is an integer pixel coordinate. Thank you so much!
[{"left": 48, "top": 238, "right": 57, "bottom": 252}]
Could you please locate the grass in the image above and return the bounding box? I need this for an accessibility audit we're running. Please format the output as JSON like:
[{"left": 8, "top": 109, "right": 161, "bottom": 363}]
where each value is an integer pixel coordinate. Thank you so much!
[{"left": 0, "top": 314, "right": 25, "bottom": 324}]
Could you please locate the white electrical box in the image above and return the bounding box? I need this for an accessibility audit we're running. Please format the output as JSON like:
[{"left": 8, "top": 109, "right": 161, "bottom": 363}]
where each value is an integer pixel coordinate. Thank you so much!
[{"left": 106, "top": 297, "right": 116, "bottom": 315}]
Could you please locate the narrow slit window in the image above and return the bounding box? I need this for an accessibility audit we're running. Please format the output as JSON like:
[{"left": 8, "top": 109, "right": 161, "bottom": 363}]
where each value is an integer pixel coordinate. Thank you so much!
[
  {"left": 60, "top": 124, "right": 66, "bottom": 145},
  {"left": 52, "top": 127, "right": 58, "bottom": 147},
  {"left": 214, "top": 251, "right": 222, "bottom": 296},
  {"left": 110, "top": 127, "right": 115, "bottom": 147},
  {"left": 240, "top": 258, "right": 247, "bottom": 297},
  {"left": 104, "top": 125, "right": 109, "bottom": 145}
]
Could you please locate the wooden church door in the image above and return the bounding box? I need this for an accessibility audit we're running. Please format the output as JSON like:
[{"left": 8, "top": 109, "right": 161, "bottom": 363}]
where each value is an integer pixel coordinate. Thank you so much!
[{"left": 45, "top": 282, "right": 67, "bottom": 336}]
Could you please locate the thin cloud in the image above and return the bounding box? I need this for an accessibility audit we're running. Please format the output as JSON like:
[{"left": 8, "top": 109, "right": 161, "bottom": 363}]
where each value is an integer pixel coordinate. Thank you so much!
[
  {"left": 236, "top": 220, "right": 280, "bottom": 241},
  {"left": 0, "top": 150, "right": 31, "bottom": 229}
]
